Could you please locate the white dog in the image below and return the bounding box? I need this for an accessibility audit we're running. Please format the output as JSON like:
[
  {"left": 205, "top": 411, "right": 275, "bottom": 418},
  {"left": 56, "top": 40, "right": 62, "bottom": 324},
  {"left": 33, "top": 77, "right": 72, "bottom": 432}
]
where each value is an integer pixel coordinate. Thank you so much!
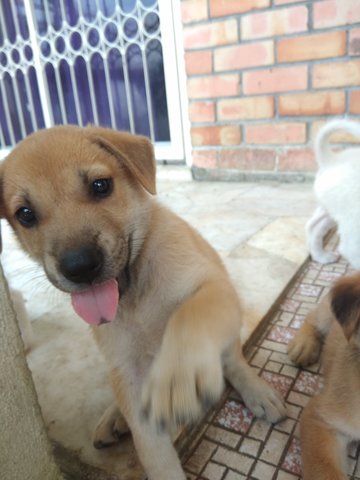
[{"left": 307, "top": 119, "right": 360, "bottom": 269}]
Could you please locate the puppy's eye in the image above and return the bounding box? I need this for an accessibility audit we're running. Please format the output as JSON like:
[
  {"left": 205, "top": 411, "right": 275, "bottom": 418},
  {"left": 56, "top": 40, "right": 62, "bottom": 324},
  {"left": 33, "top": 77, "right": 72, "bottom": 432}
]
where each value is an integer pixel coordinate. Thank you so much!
[
  {"left": 91, "top": 178, "right": 113, "bottom": 198},
  {"left": 15, "top": 207, "right": 37, "bottom": 228}
]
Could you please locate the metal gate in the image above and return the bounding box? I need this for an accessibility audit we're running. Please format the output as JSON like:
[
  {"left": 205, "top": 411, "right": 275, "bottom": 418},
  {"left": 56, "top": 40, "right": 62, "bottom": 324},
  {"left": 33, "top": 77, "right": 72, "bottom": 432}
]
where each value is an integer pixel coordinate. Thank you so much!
[{"left": 0, "top": 0, "right": 185, "bottom": 161}]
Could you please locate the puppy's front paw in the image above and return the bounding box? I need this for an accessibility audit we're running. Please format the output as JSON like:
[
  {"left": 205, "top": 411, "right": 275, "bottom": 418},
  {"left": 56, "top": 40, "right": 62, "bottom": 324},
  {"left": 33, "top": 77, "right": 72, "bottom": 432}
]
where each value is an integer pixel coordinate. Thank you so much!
[
  {"left": 312, "top": 251, "right": 339, "bottom": 265},
  {"left": 287, "top": 331, "right": 321, "bottom": 367},
  {"left": 93, "top": 403, "right": 129, "bottom": 449},
  {"left": 242, "top": 378, "right": 286, "bottom": 424},
  {"left": 141, "top": 345, "right": 224, "bottom": 429}
]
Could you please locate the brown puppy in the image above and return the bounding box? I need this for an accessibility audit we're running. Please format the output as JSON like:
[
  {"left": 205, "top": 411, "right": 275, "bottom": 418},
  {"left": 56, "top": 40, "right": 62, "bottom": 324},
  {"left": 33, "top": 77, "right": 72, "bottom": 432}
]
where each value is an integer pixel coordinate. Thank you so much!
[
  {"left": 0, "top": 126, "right": 285, "bottom": 480},
  {"left": 288, "top": 273, "right": 360, "bottom": 480}
]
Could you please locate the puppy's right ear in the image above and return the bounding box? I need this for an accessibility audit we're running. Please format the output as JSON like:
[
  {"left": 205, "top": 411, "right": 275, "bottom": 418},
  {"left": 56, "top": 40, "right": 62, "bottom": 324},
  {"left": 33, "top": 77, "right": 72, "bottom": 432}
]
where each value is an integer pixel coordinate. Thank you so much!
[{"left": 331, "top": 274, "right": 360, "bottom": 340}]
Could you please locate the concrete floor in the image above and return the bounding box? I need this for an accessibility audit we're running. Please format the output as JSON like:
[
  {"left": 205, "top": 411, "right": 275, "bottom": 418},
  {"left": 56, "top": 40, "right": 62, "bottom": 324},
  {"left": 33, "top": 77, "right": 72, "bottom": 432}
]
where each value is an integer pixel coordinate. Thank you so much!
[{"left": 1, "top": 168, "right": 317, "bottom": 478}]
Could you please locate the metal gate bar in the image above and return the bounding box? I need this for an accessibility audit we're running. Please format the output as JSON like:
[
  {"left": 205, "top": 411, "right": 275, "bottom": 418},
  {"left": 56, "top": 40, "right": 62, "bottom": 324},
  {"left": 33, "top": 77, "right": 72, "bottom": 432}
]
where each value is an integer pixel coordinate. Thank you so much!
[{"left": 0, "top": 0, "right": 183, "bottom": 160}]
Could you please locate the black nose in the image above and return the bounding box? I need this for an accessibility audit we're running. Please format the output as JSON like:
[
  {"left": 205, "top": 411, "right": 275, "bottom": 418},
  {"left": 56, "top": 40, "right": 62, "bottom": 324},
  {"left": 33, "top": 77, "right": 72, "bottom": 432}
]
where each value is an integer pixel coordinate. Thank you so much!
[{"left": 59, "top": 247, "right": 104, "bottom": 284}]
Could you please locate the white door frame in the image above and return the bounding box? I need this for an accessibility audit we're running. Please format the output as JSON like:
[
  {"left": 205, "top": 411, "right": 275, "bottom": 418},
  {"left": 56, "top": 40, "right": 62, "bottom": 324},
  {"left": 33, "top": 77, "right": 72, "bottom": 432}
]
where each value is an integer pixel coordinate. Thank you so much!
[{"left": 1, "top": 0, "right": 190, "bottom": 164}]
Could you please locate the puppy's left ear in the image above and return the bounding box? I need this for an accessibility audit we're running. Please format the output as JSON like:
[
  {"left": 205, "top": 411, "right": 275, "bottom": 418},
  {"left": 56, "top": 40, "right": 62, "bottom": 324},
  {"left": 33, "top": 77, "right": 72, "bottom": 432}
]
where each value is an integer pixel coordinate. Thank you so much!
[
  {"left": 331, "top": 274, "right": 360, "bottom": 340},
  {"left": 87, "top": 127, "right": 156, "bottom": 195}
]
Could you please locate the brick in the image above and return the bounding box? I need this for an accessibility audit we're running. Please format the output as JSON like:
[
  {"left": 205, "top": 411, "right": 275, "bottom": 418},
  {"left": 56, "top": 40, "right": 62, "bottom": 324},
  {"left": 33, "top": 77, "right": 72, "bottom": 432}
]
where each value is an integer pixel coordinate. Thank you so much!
[
  {"left": 313, "top": 0, "right": 360, "bottom": 29},
  {"left": 210, "top": 0, "right": 270, "bottom": 17},
  {"left": 313, "top": 60, "right": 360, "bottom": 88},
  {"left": 350, "top": 28, "right": 360, "bottom": 56},
  {"left": 187, "top": 74, "right": 240, "bottom": 99},
  {"left": 277, "top": 31, "right": 346, "bottom": 63},
  {"left": 218, "top": 96, "right": 274, "bottom": 120},
  {"left": 191, "top": 125, "right": 241, "bottom": 146},
  {"left": 192, "top": 150, "right": 217, "bottom": 168},
  {"left": 188, "top": 101, "right": 215, "bottom": 123},
  {"left": 218, "top": 148, "right": 276, "bottom": 170},
  {"left": 181, "top": 0, "right": 208, "bottom": 23},
  {"left": 206, "top": 426, "right": 239, "bottom": 448},
  {"left": 240, "top": 438, "right": 261, "bottom": 457},
  {"left": 213, "top": 447, "right": 254, "bottom": 474},
  {"left": 312, "top": 121, "right": 360, "bottom": 145},
  {"left": 246, "top": 122, "right": 306, "bottom": 145},
  {"left": 279, "top": 91, "right": 345, "bottom": 116},
  {"left": 278, "top": 149, "right": 317, "bottom": 172},
  {"left": 243, "top": 65, "right": 307, "bottom": 95},
  {"left": 185, "top": 51, "right": 212, "bottom": 75},
  {"left": 202, "top": 462, "right": 226, "bottom": 479},
  {"left": 350, "top": 91, "right": 360, "bottom": 114},
  {"left": 261, "top": 430, "right": 288, "bottom": 465},
  {"left": 183, "top": 20, "right": 238, "bottom": 50},
  {"left": 253, "top": 461, "right": 276, "bottom": 479},
  {"left": 185, "top": 440, "right": 217, "bottom": 474},
  {"left": 241, "top": 6, "right": 308, "bottom": 40},
  {"left": 214, "top": 40, "right": 274, "bottom": 71}
]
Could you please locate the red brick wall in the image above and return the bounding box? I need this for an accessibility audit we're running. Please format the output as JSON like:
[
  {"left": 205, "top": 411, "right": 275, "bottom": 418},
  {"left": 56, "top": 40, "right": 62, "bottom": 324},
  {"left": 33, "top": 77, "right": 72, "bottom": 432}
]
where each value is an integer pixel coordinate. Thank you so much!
[{"left": 181, "top": 0, "right": 360, "bottom": 180}]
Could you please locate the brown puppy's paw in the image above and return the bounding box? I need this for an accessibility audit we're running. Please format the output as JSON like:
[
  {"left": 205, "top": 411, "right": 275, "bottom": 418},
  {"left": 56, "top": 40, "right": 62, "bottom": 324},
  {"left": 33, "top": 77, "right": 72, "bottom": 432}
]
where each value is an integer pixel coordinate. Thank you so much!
[
  {"left": 141, "top": 344, "right": 224, "bottom": 430},
  {"left": 93, "top": 403, "right": 130, "bottom": 449},
  {"left": 241, "top": 378, "right": 287, "bottom": 424},
  {"left": 287, "top": 331, "right": 321, "bottom": 367}
]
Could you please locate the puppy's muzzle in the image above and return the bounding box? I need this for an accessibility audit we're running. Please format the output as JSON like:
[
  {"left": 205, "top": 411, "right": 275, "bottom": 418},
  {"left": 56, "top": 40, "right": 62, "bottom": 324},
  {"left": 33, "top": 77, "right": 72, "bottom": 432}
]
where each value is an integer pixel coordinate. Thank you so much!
[{"left": 59, "top": 246, "right": 104, "bottom": 284}]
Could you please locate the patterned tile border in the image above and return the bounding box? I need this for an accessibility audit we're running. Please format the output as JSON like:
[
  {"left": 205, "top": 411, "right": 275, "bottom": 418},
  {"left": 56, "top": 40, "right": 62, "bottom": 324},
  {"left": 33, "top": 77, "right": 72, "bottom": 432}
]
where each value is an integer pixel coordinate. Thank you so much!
[{"left": 180, "top": 235, "right": 360, "bottom": 479}]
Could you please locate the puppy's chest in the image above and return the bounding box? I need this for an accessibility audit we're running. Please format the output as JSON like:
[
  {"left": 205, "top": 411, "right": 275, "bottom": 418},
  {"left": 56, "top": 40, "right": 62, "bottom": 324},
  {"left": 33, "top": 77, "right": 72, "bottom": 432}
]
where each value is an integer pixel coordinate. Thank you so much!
[
  {"left": 94, "top": 285, "right": 180, "bottom": 375},
  {"left": 96, "top": 255, "right": 197, "bottom": 376}
]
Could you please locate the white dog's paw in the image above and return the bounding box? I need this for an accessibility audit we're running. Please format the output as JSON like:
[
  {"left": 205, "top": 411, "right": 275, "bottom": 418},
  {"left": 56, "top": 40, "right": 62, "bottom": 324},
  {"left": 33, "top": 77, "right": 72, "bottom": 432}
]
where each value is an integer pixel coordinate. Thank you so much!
[
  {"left": 242, "top": 378, "right": 286, "bottom": 424},
  {"left": 141, "top": 345, "right": 224, "bottom": 430},
  {"left": 93, "top": 403, "right": 129, "bottom": 449},
  {"left": 311, "top": 250, "right": 339, "bottom": 264}
]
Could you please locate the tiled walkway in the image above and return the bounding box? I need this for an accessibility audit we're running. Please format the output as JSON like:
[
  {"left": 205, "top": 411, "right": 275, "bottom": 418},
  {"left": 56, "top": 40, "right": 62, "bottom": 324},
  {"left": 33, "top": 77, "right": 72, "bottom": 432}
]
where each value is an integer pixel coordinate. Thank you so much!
[{"left": 180, "top": 234, "right": 360, "bottom": 480}]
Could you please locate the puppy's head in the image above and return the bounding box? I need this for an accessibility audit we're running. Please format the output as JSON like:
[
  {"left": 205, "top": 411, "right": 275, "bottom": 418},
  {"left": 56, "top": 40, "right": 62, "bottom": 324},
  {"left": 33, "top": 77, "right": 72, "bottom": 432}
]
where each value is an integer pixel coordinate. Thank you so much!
[
  {"left": 0, "top": 125, "right": 156, "bottom": 325},
  {"left": 331, "top": 273, "right": 360, "bottom": 344}
]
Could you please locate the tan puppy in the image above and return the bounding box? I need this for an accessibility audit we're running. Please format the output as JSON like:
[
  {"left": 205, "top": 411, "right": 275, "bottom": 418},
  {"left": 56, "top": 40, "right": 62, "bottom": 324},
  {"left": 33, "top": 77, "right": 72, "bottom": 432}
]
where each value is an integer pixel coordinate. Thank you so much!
[
  {"left": 288, "top": 274, "right": 360, "bottom": 480},
  {"left": 0, "top": 126, "right": 285, "bottom": 480}
]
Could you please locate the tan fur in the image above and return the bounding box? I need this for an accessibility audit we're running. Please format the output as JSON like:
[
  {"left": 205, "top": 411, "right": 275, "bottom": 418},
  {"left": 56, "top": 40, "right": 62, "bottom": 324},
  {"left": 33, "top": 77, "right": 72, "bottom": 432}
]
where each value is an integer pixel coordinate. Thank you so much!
[
  {"left": 288, "top": 273, "right": 360, "bottom": 480},
  {"left": 0, "top": 125, "right": 286, "bottom": 480}
]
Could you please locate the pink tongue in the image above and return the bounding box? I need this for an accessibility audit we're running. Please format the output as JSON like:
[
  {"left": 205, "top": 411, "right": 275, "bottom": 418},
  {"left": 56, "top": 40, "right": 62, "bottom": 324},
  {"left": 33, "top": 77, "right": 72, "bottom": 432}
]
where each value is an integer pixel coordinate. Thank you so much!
[{"left": 71, "top": 279, "right": 119, "bottom": 326}]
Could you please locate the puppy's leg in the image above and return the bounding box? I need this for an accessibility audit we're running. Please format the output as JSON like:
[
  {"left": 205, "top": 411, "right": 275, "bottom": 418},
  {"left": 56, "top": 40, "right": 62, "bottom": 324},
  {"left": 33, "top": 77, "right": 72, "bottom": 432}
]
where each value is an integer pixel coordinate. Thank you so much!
[
  {"left": 142, "top": 280, "right": 240, "bottom": 429},
  {"left": 288, "top": 294, "right": 333, "bottom": 366},
  {"left": 223, "top": 339, "right": 286, "bottom": 423},
  {"left": 93, "top": 402, "right": 130, "bottom": 448},
  {"left": 129, "top": 418, "right": 186, "bottom": 480},
  {"left": 300, "top": 397, "right": 347, "bottom": 480},
  {"left": 110, "top": 369, "right": 187, "bottom": 480},
  {"left": 306, "top": 206, "right": 338, "bottom": 264}
]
